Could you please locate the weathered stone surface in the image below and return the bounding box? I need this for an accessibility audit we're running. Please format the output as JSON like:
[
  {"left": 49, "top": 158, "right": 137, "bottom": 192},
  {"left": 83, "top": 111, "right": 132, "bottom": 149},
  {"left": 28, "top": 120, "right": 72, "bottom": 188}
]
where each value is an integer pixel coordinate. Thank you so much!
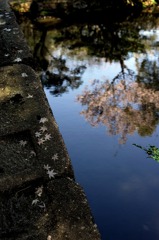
[
  {"left": 0, "top": 64, "right": 74, "bottom": 191},
  {"left": 0, "top": 178, "right": 100, "bottom": 240},
  {"left": 0, "top": 4, "right": 34, "bottom": 68},
  {"left": 0, "top": 0, "right": 101, "bottom": 239}
]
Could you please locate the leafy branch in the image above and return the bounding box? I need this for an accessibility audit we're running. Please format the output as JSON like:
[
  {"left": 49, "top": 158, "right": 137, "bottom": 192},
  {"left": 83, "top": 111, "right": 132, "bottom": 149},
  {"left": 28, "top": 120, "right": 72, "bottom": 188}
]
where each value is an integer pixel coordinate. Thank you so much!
[{"left": 133, "top": 143, "right": 159, "bottom": 162}]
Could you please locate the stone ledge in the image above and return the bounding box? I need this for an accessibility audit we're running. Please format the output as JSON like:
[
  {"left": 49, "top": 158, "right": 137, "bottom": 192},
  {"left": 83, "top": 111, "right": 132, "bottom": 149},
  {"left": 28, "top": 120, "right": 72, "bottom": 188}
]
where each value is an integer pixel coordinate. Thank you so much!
[
  {"left": 0, "top": 0, "right": 101, "bottom": 239},
  {"left": 0, "top": 64, "right": 74, "bottom": 191},
  {"left": 0, "top": 178, "right": 101, "bottom": 240},
  {"left": 0, "top": 7, "right": 34, "bottom": 68}
]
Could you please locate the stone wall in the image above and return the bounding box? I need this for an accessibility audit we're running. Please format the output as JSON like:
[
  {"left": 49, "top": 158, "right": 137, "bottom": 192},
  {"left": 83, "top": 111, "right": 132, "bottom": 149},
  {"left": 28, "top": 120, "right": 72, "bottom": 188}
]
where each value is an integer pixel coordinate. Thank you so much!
[{"left": 0, "top": 1, "right": 101, "bottom": 239}]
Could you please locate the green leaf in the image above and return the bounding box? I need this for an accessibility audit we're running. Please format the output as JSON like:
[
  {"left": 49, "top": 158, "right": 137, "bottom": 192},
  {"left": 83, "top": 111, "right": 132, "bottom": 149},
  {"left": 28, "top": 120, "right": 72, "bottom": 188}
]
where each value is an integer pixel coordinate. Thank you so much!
[{"left": 133, "top": 143, "right": 159, "bottom": 162}]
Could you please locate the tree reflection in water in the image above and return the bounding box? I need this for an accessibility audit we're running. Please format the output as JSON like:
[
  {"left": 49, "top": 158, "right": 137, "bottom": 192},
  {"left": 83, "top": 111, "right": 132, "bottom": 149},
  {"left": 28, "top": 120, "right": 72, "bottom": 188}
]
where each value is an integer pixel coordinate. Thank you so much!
[
  {"left": 77, "top": 59, "right": 159, "bottom": 143},
  {"left": 41, "top": 57, "right": 86, "bottom": 96},
  {"left": 15, "top": 10, "right": 159, "bottom": 143},
  {"left": 35, "top": 18, "right": 146, "bottom": 98}
]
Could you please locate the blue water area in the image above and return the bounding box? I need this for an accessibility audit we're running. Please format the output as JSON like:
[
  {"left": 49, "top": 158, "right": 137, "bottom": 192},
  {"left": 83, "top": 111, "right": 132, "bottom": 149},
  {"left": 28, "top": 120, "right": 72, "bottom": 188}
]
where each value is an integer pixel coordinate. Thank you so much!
[
  {"left": 13, "top": 5, "right": 159, "bottom": 238},
  {"left": 23, "top": 15, "right": 159, "bottom": 239},
  {"left": 44, "top": 50, "right": 159, "bottom": 239}
]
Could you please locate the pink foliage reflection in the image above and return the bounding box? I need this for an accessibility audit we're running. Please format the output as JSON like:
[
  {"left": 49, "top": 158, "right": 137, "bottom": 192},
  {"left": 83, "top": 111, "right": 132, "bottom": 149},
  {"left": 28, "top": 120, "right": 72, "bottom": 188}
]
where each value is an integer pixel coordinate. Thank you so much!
[{"left": 77, "top": 77, "right": 159, "bottom": 144}]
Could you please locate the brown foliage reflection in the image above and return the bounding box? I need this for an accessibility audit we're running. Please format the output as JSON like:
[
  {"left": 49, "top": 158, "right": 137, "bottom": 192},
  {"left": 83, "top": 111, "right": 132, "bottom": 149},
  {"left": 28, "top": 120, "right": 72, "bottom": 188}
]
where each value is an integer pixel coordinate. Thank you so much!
[{"left": 77, "top": 72, "right": 159, "bottom": 144}]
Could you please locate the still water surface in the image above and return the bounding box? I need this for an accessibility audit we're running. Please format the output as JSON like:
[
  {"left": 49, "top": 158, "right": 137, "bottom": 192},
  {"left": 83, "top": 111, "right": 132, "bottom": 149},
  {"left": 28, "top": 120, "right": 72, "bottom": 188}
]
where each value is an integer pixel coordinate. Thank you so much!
[
  {"left": 45, "top": 60, "right": 159, "bottom": 240},
  {"left": 20, "top": 14, "right": 159, "bottom": 240}
]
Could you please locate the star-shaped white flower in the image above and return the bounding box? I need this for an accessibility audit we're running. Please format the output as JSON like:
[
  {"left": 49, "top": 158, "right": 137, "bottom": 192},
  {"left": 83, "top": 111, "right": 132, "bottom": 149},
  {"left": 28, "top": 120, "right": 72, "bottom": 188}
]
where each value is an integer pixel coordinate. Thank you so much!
[
  {"left": 0, "top": 21, "right": 6, "bottom": 25},
  {"left": 47, "top": 169, "right": 57, "bottom": 179},
  {"left": 35, "top": 131, "right": 42, "bottom": 138},
  {"left": 44, "top": 133, "right": 51, "bottom": 141},
  {"left": 26, "top": 94, "right": 33, "bottom": 99},
  {"left": 37, "top": 138, "right": 45, "bottom": 145},
  {"left": 30, "top": 150, "right": 36, "bottom": 157},
  {"left": 40, "top": 126, "right": 47, "bottom": 132},
  {"left": 21, "top": 73, "right": 28, "bottom": 77},
  {"left": 39, "top": 117, "right": 48, "bottom": 124},
  {"left": 38, "top": 201, "right": 46, "bottom": 209},
  {"left": 3, "top": 28, "right": 11, "bottom": 32},
  {"left": 14, "top": 57, "right": 22, "bottom": 62},
  {"left": 32, "top": 199, "right": 39, "bottom": 205},
  {"left": 35, "top": 186, "right": 43, "bottom": 197},
  {"left": 52, "top": 153, "right": 58, "bottom": 161},
  {"left": 44, "top": 164, "right": 51, "bottom": 171},
  {"left": 19, "top": 140, "right": 27, "bottom": 147},
  {"left": 47, "top": 235, "right": 52, "bottom": 240}
]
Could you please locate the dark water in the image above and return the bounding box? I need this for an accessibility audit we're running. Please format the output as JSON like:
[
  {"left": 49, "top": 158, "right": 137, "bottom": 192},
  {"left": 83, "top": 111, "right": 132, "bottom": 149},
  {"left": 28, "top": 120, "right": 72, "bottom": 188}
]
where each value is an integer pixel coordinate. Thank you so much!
[{"left": 19, "top": 12, "right": 159, "bottom": 240}]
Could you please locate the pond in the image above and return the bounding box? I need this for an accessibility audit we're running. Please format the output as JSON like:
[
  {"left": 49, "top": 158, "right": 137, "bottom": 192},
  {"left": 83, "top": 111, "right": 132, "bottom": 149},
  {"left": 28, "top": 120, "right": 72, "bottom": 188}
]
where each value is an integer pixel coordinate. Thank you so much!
[{"left": 18, "top": 11, "right": 159, "bottom": 240}]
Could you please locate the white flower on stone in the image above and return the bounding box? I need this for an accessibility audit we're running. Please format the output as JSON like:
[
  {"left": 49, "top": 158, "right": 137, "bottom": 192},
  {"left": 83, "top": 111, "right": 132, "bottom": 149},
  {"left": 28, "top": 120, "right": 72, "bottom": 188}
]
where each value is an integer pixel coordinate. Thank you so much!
[
  {"left": 21, "top": 72, "right": 28, "bottom": 77},
  {"left": 44, "top": 164, "right": 51, "bottom": 171},
  {"left": 0, "top": 21, "right": 6, "bottom": 25},
  {"left": 37, "top": 138, "right": 45, "bottom": 145},
  {"left": 47, "top": 169, "right": 57, "bottom": 179},
  {"left": 40, "top": 126, "right": 47, "bottom": 132},
  {"left": 18, "top": 50, "right": 23, "bottom": 53},
  {"left": 26, "top": 94, "right": 33, "bottom": 99},
  {"left": 35, "top": 131, "right": 42, "bottom": 138},
  {"left": 32, "top": 199, "right": 39, "bottom": 205},
  {"left": 30, "top": 150, "right": 36, "bottom": 157},
  {"left": 44, "top": 133, "right": 51, "bottom": 141},
  {"left": 14, "top": 57, "right": 22, "bottom": 62},
  {"left": 47, "top": 235, "right": 52, "bottom": 240},
  {"left": 3, "top": 28, "right": 11, "bottom": 32},
  {"left": 39, "top": 117, "right": 48, "bottom": 124},
  {"left": 35, "top": 186, "right": 43, "bottom": 197},
  {"left": 19, "top": 140, "right": 27, "bottom": 147},
  {"left": 52, "top": 153, "right": 58, "bottom": 161},
  {"left": 38, "top": 201, "right": 46, "bottom": 209},
  {"left": 4, "top": 53, "right": 9, "bottom": 57}
]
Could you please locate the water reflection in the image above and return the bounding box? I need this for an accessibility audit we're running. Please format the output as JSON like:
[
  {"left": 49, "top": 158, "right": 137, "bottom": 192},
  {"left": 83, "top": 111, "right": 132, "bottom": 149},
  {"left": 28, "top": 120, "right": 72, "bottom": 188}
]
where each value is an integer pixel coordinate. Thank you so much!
[
  {"left": 41, "top": 57, "right": 86, "bottom": 96},
  {"left": 85, "top": 62, "right": 159, "bottom": 142},
  {"left": 77, "top": 69, "right": 159, "bottom": 143},
  {"left": 13, "top": 8, "right": 159, "bottom": 240},
  {"left": 17, "top": 13, "right": 159, "bottom": 142}
]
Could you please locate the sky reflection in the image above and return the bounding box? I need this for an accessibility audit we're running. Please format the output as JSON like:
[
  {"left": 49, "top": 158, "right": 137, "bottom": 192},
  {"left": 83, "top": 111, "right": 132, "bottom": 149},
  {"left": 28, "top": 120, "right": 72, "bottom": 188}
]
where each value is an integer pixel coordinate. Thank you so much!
[{"left": 18, "top": 13, "right": 159, "bottom": 239}]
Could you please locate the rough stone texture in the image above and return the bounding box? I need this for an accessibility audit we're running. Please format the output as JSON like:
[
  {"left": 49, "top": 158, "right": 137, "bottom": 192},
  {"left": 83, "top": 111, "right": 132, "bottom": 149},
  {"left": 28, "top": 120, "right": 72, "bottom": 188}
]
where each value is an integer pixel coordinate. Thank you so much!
[
  {"left": 0, "top": 178, "right": 100, "bottom": 240},
  {"left": 0, "top": 4, "right": 35, "bottom": 68},
  {"left": 0, "top": 0, "right": 101, "bottom": 239},
  {"left": 0, "top": 64, "right": 74, "bottom": 191}
]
